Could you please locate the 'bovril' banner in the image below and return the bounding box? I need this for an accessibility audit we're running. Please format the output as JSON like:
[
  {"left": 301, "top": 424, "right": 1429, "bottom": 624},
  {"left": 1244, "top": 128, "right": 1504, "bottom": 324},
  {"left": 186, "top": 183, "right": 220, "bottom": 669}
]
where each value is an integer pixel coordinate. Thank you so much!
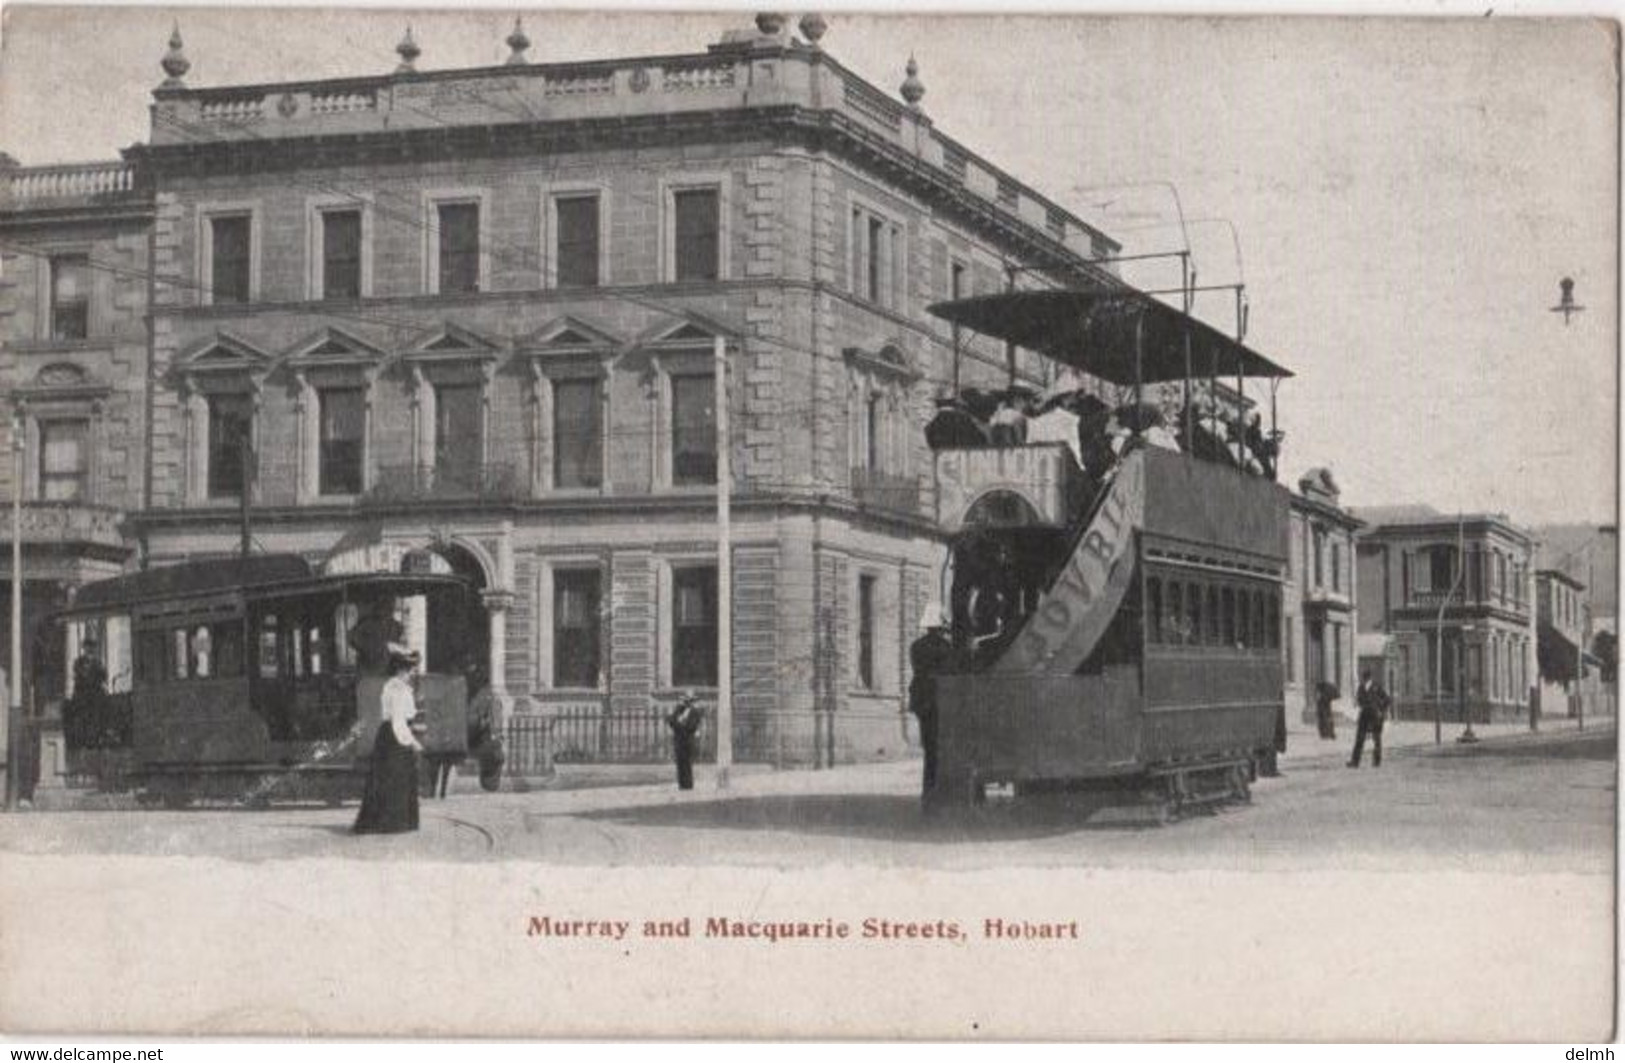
[{"left": 990, "top": 452, "right": 1145, "bottom": 674}]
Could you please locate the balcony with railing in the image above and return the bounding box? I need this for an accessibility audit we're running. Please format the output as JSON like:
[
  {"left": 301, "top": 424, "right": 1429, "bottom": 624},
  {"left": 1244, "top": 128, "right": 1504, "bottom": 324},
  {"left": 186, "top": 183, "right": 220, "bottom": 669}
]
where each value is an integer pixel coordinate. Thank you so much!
[
  {"left": 1, "top": 162, "right": 144, "bottom": 213},
  {"left": 849, "top": 466, "right": 924, "bottom": 518},
  {"left": 362, "top": 462, "right": 522, "bottom": 505}
]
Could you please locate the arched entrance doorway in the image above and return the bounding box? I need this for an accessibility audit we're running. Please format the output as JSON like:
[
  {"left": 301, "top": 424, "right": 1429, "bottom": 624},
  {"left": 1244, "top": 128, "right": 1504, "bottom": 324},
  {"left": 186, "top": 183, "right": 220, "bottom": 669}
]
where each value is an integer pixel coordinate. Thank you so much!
[{"left": 403, "top": 543, "right": 490, "bottom": 681}]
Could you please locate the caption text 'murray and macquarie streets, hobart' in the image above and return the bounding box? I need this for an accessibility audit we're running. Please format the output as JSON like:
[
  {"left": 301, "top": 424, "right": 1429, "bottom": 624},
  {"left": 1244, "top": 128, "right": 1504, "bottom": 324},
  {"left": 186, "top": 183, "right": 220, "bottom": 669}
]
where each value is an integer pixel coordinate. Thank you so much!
[{"left": 525, "top": 915, "right": 1081, "bottom": 943}]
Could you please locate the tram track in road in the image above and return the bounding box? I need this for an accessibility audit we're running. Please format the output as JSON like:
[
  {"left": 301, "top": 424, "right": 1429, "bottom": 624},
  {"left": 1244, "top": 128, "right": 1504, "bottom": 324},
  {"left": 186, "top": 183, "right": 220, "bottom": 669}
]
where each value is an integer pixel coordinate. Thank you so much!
[{"left": 428, "top": 811, "right": 497, "bottom": 853}]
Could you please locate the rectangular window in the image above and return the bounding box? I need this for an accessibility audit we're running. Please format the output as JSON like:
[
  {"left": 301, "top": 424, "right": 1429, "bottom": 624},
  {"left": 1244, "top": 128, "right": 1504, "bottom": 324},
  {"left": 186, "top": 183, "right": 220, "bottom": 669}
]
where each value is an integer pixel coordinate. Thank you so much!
[
  {"left": 553, "top": 568, "right": 602, "bottom": 688},
  {"left": 1312, "top": 528, "right": 1325, "bottom": 588},
  {"left": 210, "top": 214, "right": 252, "bottom": 304},
  {"left": 671, "top": 373, "right": 716, "bottom": 486},
  {"left": 206, "top": 393, "right": 253, "bottom": 499},
  {"left": 857, "top": 574, "right": 877, "bottom": 690},
  {"left": 1146, "top": 577, "right": 1163, "bottom": 644},
  {"left": 49, "top": 255, "right": 90, "bottom": 340},
  {"left": 1432, "top": 546, "right": 1457, "bottom": 592},
  {"left": 437, "top": 202, "right": 480, "bottom": 294},
  {"left": 951, "top": 259, "right": 967, "bottom": 300},
  {"left": 1331, "top": 542, "right": 1342, "bottom": 592},
  {"left": 1205, "top": 586, "right": 1220, "bottom": 645},
  {"left": 317, "top": 387, "right": 365, "bottom": 496},
  {"left": 552, "top": 378, "right": 602, "bottom": 489},
  {"left": 321, "top": 210, "right": 362, "bottom": 300},
  {"left": 1167, "top": 582, "right": 1185, "bottom": 645},
  {"left": 554, "top": 195, "right": 600, "bottom": 288},
  {"left": 850, "top": 206, "right": 902, "bottom": 308},
  {"left": 37, "top": 419, "right": 89, "bottom": 501},
  {"left": 434, "top": 383, "right": 482, "bottom": 491},
  {"left": 672, "top": 565, "right": 718, "bottom": 687},
  {"left": 865, "top": 393, "right": 883, "bottom": 473},
  {"left": 673, "top": 189, "right": 720, "bottom": 282}
]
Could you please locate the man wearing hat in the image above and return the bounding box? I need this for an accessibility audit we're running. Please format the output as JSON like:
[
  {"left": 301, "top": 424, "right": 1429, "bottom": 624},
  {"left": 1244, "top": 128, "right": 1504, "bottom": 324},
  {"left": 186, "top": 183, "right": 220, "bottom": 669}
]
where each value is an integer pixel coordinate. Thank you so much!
[
  {"left": 908, "top": 605, "right": 955, "bottom": 801},
  {"left": 666, "top": 691, "right": 704, "bottom": 790}
]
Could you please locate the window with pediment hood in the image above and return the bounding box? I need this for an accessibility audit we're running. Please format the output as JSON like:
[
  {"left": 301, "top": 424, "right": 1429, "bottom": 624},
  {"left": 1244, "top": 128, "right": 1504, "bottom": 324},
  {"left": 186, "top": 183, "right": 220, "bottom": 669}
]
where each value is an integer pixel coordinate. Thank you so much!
[
  {"left": 13, "top": 362, "right": 112, "bottom": 504},
  {"left": 174, "top": 333, "right": 270, "bottom": 504},
  {"left": 517, "top": 317, "right": 620, "bottom": 495},
  {"left": 845, "top": 343, "right": 919, "bottom": 491},
  {"left": 640, "top": 316, "right": 736, "bottom": 491},
  {"left": 401, "top": 324, "right": 502, "bottom": 498},
  {"left": 283, "top": 327, "right": 387, "bottom": 501}
]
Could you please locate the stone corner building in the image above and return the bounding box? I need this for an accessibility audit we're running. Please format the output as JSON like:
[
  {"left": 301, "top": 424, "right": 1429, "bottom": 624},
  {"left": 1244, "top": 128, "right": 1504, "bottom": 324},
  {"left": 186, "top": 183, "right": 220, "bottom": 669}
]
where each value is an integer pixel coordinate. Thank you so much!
[
  {"left": 1354, "top": 508, "right": 1536, "bottom": 723},
  {"left": 0, "top": 16, "right": 1121, "bottom": 764}
]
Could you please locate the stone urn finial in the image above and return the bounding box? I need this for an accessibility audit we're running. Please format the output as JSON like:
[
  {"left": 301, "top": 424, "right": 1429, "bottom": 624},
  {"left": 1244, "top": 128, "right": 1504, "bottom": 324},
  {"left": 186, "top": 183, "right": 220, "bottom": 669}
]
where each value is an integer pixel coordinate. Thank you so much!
[
  {"left": 505, "top": 17, "right": 530, "bottom": 65},
  {"left": 755, "top": 12, "right": 786, "bottom": 36},
  {"left": 396, "top": 26, "right": 421, "bottom": 73},
  {"left": 900, "top": 54, "right": 925, "bottom": 108},
  {"left": 160, "top": 21, "right": 190, "bottom": 87},
  {"left": 798, "top": 13, "right": 828, "bottom": 46}
]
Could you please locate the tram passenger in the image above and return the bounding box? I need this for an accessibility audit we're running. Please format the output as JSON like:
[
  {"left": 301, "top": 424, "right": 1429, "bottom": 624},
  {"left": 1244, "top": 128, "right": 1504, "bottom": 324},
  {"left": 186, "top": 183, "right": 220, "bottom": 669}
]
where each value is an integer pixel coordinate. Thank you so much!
[
  {"left": 908, "top": 608, "right": 955, "bottom": 800},
  {"left": 1244, "top": 414, "right": 1279, "bottom": 481},
  {"left": 989, "top": 393, "right": 1030, "bottom": 446},
  {"left": 354, "top": 644, "right": 423, "bottom": 835},
  {"left": 66, "top": 639, "right": 110, "bottom": 749},
  {"left": 1028, "top": 401, "right": 1082, "bottom": 467},
  {"left": 349, "top": 599, "right": 404, "bottom": 676}
]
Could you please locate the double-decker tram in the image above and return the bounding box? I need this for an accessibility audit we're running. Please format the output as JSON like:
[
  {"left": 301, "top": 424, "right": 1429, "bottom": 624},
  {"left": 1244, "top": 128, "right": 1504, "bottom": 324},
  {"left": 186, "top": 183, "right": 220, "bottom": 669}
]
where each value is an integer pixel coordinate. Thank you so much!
[
  {"left": 923, "top": 288, "right": 1292, "bottom": 816},
  {"left": 52, "top": 554, "right": 478, "bottom": 806}
]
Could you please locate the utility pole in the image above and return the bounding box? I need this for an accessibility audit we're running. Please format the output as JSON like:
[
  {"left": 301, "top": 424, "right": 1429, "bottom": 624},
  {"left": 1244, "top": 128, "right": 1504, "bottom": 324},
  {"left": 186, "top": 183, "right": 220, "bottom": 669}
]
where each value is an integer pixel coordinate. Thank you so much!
[
  {"left": 5, "top": 409, "right": 21, "bottom": 810},
  {"left": 1434, "top": 513, "right": 1466, "bottom": 746},
  {"left": 713, "top": 334, "right": 732, "bottom": 790},
  {"left": 239, "top": 433, "right": 253, "bottom": 560}
]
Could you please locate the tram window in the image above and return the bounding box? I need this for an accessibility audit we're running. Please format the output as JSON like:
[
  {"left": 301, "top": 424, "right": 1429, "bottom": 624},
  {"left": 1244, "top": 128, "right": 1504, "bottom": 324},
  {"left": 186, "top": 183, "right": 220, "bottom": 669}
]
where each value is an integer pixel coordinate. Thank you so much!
[
  {"left": 334, "top": 603, "right": 359, "bottom": 670},
  {"left": 1146, "top": 578, "right": 1162, "bottom": 643},
  {"left": 136, "top": 630, "right": 168, "bottom": 683},
  {"left": 192, "top": 625, "right": 213, "bottom": 677},
  {"left": 1253, "top": 592, "right": 1267, "bottom": 654},
  {"left": 1221, "top": 588, "right": 1237, "bottom": 647},
  {"left": 1167, "top": 582, "right": 1185, "bottom": 645},
  {"left": 1189, "top": 583, "right": 1204, "bottom": 647},
  {"left": 1266, "top": 593, "right": 1280, "bottom": 651},
  {"left": 171, "top": 629, "right": 191, "bottom": 679},
  {"left": 212, "top": 621, "right": 244, "bottom": 678},
  {"left": 1205, "top": 586, "right": 1220, "bottom": 645},
  {"left": 258, "top": 615, "right": 280, "bottom": 679}
]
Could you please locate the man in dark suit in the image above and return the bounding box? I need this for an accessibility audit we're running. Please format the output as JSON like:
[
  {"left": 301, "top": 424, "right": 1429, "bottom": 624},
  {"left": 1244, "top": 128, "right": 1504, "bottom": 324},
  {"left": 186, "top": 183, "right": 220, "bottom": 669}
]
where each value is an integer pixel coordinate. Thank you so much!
[
  {"left": 908, "top": 612, "right": 956, "bottom": 800},
  {"left": 1348, "top": 670, "right": 1391, "bottom": 768}
]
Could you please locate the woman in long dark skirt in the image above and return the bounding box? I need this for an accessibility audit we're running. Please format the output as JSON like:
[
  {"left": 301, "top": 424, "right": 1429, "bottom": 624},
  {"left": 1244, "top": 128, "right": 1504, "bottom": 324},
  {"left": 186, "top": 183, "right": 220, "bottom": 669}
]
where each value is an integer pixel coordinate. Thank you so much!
[{"left": 354, "top": 645, "right": 424, "bottom": 835}]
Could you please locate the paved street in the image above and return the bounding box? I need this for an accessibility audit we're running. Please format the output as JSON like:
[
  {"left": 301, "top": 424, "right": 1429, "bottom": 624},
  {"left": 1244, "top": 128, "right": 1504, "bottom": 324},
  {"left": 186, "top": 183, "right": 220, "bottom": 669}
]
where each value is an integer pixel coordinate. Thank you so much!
[{"left": 1, "top": 717, "right": 1613, "bottom": 873}]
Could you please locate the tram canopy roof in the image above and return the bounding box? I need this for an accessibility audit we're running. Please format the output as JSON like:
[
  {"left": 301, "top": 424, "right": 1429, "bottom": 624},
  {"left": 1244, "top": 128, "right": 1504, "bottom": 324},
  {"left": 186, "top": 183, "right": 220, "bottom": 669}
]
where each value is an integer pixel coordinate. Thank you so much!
[
  {"left": 926, "top": 290, "right": 1293, "bottom": 386},
  {"left": 62, "top": 554, "right": 472, "bottom": 618}
]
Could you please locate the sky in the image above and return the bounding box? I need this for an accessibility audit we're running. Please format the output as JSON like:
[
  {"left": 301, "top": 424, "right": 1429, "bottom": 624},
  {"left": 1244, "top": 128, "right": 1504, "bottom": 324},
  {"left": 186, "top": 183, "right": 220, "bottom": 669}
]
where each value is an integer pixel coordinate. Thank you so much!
[{"left": 0, "top": 5, "right": 1616, "bottom": 525}]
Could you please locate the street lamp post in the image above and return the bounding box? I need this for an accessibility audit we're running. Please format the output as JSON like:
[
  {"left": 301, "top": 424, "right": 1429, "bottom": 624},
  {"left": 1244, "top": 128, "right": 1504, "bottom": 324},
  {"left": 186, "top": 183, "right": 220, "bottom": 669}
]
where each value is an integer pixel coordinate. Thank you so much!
[{"left": 5, "top": 409, "right": 21, "bottom": 810}]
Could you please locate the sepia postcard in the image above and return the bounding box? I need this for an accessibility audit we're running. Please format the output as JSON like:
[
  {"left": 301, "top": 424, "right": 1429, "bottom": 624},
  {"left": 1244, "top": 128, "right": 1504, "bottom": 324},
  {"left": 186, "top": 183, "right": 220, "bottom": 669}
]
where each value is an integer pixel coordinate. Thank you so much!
[{"left": 0, "top": 5, "right": 1616, "bottom": 1042}]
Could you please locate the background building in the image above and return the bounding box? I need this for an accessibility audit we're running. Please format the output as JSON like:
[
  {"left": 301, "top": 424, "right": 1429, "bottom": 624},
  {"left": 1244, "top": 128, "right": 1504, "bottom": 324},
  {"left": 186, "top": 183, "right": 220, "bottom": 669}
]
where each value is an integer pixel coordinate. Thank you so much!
[
  {"left": 0, "top": 154, "right": 151, "bottom": 706},
  {"left": 1354, "top": 508, "right": 1536, "bottom": 723},
  {"left": 0, "top": 15, "right": 1125, "bottom": 766},
  {"left": 1283, "top": 467, "right": 1361, "bottom": 723}
]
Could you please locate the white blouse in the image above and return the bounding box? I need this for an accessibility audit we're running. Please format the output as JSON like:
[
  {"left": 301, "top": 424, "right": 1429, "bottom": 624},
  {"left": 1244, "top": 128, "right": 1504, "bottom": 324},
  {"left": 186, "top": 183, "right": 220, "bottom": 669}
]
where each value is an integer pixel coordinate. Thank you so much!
[{"left": 381, "top": 675, "right": 422, "bottom": 750}]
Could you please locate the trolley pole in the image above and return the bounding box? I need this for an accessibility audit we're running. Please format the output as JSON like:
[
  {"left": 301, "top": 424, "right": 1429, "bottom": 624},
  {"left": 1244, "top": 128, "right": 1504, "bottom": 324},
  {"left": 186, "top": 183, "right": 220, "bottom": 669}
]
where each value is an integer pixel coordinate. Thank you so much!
[
  {"left": 713, "top": 334, "right": 732, "bottom": 791},
  {"left": 5, "top": 410, "right": 21, "bottom": 810}
]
